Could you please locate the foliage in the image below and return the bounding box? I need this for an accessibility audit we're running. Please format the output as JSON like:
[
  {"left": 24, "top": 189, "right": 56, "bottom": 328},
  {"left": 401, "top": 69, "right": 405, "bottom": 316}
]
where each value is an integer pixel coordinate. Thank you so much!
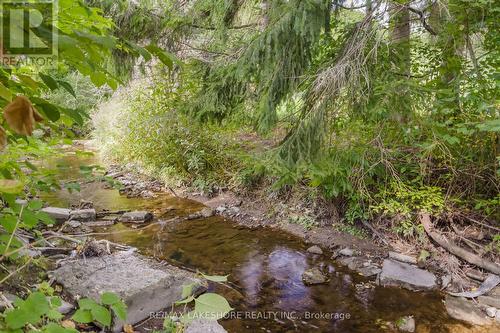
[
  {"left": 71, "top": 293, "right": 127, "bottom": 328},
  {"left": 92, "top": 65, "right": 244, "bottom": 193},
  {"left": 0, "top": 290, "right": 125, "bottom": 332}
]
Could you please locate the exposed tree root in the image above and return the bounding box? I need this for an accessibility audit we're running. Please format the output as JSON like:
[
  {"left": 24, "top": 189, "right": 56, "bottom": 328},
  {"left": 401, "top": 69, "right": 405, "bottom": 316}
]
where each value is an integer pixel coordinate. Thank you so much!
[{"left": 420, "top": 213, "right": 500, "bottom": 275}]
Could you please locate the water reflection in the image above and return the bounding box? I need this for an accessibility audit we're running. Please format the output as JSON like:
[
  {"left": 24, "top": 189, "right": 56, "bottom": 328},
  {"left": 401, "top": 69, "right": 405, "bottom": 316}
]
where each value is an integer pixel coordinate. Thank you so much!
[{"left": 41, "top": 151, "right": 489, "bottom": 333}]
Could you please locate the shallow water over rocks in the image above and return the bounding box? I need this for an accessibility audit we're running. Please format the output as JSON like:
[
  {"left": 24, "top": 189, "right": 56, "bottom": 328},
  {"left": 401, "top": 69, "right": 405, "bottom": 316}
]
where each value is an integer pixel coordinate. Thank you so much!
[{"left": 41, "top": 151, "right": 494, "bottom": 333}]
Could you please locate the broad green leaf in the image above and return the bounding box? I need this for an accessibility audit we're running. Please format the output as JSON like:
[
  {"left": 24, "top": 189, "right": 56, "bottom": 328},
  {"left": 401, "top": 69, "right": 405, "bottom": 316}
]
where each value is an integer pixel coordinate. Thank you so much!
[
  {"left": 91, "top": 304, "right": 112, "bottom": 327},
  {"left": 110, "top": 302, "right": 127, "bottom": 321},
  {"left": 77, "top": 298, "right": 98, "bottom": 310},
  {"left": 71, "top": 309, "right": 93, "bottom": 323},
  {"left": 40, "top": 74, "right": 59, "bottom": 90},
  {"left": 58, "top": 80, "right": 76, "bottom": 98},
  {"left": 42, "top": 322, "right": 78, "bottom": 333},
  {"left": 192, "top": 293, "right": 233, "bottom": 320},
  {"left": 100, "top": 292, "right": 120, "bottom": 305},
  {"left": 145, "top": 44, "right": 174, "bottom": 69}
]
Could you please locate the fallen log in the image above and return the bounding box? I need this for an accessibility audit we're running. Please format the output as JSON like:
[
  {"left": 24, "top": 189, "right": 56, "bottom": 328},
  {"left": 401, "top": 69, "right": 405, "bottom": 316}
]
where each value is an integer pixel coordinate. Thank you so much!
[{"left": 420, "top": 213, "right": 500, "bottom": 275}]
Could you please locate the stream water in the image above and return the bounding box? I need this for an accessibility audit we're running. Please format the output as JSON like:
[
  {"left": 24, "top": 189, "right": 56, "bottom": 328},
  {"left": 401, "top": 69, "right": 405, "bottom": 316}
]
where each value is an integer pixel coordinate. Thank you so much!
[{"left": 41, "top": 150, "right": 484, "bottom": 333}]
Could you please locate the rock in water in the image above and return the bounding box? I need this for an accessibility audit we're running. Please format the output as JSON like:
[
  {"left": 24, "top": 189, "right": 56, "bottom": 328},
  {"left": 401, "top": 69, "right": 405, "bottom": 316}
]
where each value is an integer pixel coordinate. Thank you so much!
[
  {"left": 379, "top": 259, "right": 437, "bottom": 291},
  {"left": 396, "top": 316, "right": 415, "bottom": 333},
  {"left": 185, "top": 319, "right": 228, "bottom": 333},
  {"left": 52, "top": 252, "right": 204, "bottom": 332},
  {"left": 41, "top": 207, "right": 71, "bottom": 222},
  {"left": 306, "top": 245, "right": 323, "bottom": 255},
  {"left": 118, "top": 211, "right": 153, "bottom": 223},
  {"left": 444, "top": 295, "right": 492, "bottom": 326},
  {"left": 302, "top": 268, "right": 328, "bottom": 285}
]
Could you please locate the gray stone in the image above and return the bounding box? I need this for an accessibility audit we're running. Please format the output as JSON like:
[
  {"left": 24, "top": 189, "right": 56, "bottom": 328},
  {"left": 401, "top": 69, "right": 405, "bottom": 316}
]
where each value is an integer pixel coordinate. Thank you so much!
[
  {"left": 185, "top": 319, "right": 227, "bottom": 333},
  {"left": 0, "top": 293, "right": 19, "bottom": 311},
  {"left": 15, "top": 199, "right": 28, "bottom": 206},
  {"left": 478, "top": 295, "right": 500, "bottom": 309},
  {"left": 441, "top": 274, "right": 452, "bottom": 290},
  {"left": 388, "top": 251, "right": 417, "bottom": 265},
  {"left": 486, "top": 307, "right": 497, "bottom": 318},
  {"left": 67, "top": 220, "right": 82, "bottom": 228},
  {"left": 200, "top": 207, "right": 214, "bottom": 218},
  {"left": 58, "top": 300, "right": 74, "bottom": 314},
  {"left": 379, "top": 259, "right": 437, "bottom": 291},
  {"left": 302, "top": 268, "right": 328, "bottom": 285},
  {"left": 70, "top": 209, "right": 96, "bottom": 222},
  {"left": 339, "top": 248, "right": 354, "bottom": 257},
  {"left": 118, "top": 211, "right": 153, "bottom": 223},
  {"left": 337, "top": 257, "right": 380, "bottom": 278},
  {"left": 41, "top": 207, "right": 71, "bottom": 222},
  {"left": 52, "top": 252, "right": 204, "bottom": 332},
  {"left": 396, "top": 316, "right": 415, "bottom": 333},
  {"left": 306, "top": 245, "right": 323, "bottom": 255},
  {"left": 445, "top": 295, "right": 492, "bottom": 326},
  {"left": 85, "top": 220, "right": 116, "bottom": 227}
]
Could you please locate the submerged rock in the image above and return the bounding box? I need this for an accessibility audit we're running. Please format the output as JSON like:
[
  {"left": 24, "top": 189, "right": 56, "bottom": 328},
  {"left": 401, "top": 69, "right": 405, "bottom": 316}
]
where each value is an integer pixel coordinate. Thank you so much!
[
  {"left": 119, "top": 211, "right": 153, "bottom": 223},
  {"left": 337, "top": 257, "right": 381, "bottom": 278},
  {"left": 185, "top": 319, "right": 228, "bottom": 333},
  {"left": 444, "top": 295, "right": 492, "bottom": 326},
  {"left": 187, "top": 207, "right": 214, "bottom": 220},
  {"left": 306, "top": 245, "right": 323, "bottom": 255},
  {"left": 486, "top": 307, "right": 497, "bottom": 318},
  {"left": 41, "top": 207, "right": 71, "bottom": 222},
  {"left": 379, "top": 259, "right": 437, "bottom": 291},
  {"left": 52, "top": 252, "right": 204, "bottom": 332},
  {"left": 396, "top": 316, "right": 415, "bottom": 333},
  {"left": 302, "top": 268, "right": 328, "bottom": 285}
]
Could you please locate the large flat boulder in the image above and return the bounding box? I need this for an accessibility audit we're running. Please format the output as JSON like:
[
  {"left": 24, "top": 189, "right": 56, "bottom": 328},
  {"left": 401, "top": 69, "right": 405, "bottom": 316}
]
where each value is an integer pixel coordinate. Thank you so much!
[
  {"left": 185, "top": 319, "right": 227, "bottom": 333},
  {"left": 52, "top": 252, "right": 204, "bottom": 332},
  {"left": 445, "top": 295, "right": 492, "bottom": 326},
  {"left": 41, "top": 207, "right": 71, "bottom": 222},
  {"left": 379, "top": 259, "right": 437, "bottom": 291}
]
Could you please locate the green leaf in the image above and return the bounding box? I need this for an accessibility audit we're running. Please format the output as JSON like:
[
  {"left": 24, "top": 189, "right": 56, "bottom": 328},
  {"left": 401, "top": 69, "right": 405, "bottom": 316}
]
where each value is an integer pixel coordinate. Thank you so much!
[
  {"left": 175, "top": 295, "right": 195, "bottom": 305},
  {"left": 100, "top": 292, "right": 120, "bottom": 305},
  {"left": 91, "top": 304, "right": 112, "bottom": 327},
  {"left": 181, "top": 283, "right": 194, "bottom": 299},
  {"left": 200, "top": 273, "right": 229, "bottom": 283},
  {"left": 0, "top": 215, "right": 18, "bottom": 233},
  {"left": 145, "top": 44, "right": 175, "bottom": 69},
  {"left": 0, "top": 82, "right": 12, "bottom": 101},
  {"left": 0, "top": 179, "right": 24, "bottom": 194},
  {"left": 58, "top": 80, "right": 77, "bottom": 98},
  {"left": 90, "top": 72, "right": 107, "bottom": 87},
  {"left": 46, "top": 309, "right": 63, "bottom": 320},
  {"left": 40, "top": 74, "right": 59, "bottom": 90},
  {"left": 71, "top": 309, "right": 93, "bottom": 323},
  {"left": 77, "top": 298, "right": 98, "bottom": 310},
  {"left": 110, "top": 302, "right": 127, "bottom": 321},
  {"left": 192, "top": 293, "right": 233, "bottom": 320},
  {"left": 42, "top": 322, "right": 78, "bottom": 333}
]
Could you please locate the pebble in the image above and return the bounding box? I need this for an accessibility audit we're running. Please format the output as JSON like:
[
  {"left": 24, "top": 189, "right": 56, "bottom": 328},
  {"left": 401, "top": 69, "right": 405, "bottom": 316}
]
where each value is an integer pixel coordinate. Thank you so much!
[{"left": 306, "top": 245, "right": 323, "bottom": 255}]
